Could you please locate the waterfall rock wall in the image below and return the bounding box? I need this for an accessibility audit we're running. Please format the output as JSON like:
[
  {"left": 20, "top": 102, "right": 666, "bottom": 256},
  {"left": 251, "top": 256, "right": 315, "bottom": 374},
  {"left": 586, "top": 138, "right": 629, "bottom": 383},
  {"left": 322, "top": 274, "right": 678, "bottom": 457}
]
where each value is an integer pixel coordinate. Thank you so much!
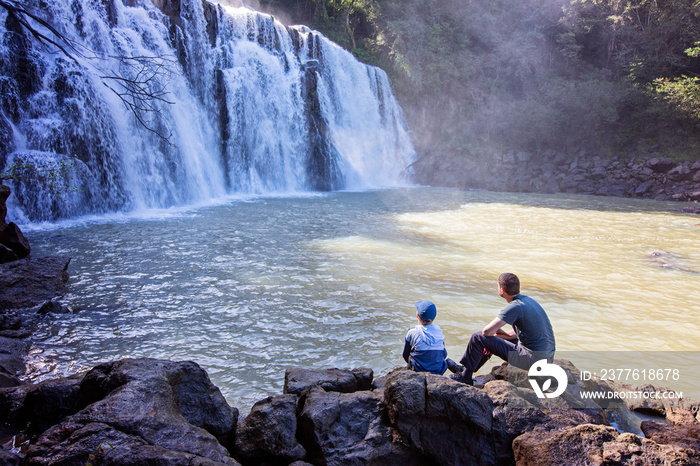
[{"left": 0, "top": 0, "right": 415, "bottom": 221}]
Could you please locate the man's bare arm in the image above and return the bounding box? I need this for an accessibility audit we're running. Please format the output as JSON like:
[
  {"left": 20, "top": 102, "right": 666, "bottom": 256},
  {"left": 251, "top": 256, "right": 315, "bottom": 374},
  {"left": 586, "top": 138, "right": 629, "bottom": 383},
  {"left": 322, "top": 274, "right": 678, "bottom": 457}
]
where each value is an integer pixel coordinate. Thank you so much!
[
  {"left": 483, "top": 318, "right": 517, "bottom": 340},
  {"left": 482, "top": 317, "right": 506, "bottom": 336},
  {"left": 495, "top": 327, "right": 517, "bottom": 340}
]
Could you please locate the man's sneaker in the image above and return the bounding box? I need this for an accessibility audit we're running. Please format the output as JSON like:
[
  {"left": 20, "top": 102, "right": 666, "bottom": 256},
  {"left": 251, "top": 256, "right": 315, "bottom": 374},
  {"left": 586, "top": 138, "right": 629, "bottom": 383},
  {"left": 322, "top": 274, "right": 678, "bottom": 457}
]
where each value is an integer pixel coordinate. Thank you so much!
[
  {"left": 446, "top": 358, "right": 465, "bottom": 374},
  {"left": 448, "top": 372, "right": 473, "bottom": 385}
]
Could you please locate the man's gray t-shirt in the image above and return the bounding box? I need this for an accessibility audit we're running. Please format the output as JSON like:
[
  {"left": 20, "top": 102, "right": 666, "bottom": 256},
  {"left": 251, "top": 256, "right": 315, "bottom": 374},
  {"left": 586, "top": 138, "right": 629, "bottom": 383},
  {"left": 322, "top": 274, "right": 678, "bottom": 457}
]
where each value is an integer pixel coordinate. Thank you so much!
[{"left": 498, "top": 294, "right": 555, "bottom": 357}]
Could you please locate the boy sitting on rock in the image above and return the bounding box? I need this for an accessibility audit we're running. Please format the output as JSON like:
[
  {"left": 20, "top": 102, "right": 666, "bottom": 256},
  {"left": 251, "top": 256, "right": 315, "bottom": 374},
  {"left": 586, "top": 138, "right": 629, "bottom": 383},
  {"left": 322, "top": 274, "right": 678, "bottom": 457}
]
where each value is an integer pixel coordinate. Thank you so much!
[{"left": 402, "top": 301, "right": 448, "bottom": 375}]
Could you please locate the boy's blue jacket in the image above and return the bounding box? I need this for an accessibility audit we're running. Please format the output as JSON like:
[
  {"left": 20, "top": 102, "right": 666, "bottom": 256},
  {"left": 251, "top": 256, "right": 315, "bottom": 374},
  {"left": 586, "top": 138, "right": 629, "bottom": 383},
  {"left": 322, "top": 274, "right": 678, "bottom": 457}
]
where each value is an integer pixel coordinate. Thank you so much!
[{"left": 403, "top": 323, "right": 448, "bottom": 375}]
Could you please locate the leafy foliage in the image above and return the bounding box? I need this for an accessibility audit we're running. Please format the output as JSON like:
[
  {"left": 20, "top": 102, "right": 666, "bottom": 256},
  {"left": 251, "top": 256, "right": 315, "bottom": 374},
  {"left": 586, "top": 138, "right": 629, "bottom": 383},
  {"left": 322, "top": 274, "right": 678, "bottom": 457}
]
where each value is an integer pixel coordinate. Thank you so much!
[{"left": 0, "top": 155, "right": 80, "bottom": 198}]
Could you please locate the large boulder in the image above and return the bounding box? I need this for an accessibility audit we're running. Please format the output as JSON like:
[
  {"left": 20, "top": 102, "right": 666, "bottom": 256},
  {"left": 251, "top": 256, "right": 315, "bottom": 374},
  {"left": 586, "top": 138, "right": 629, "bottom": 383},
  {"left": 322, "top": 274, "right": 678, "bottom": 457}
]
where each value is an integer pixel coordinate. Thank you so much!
[
  {"left": 0, "top": 374, "right": 83, "bottom": 433},
  {"left": 668, "top": 163, "right": 694, "bottom": 181},
  {"left": 382, "top": 362, "right": 623, "bottom": 465},
  {"left": 645, "top": 157, "right": 675, "bottom": 174},
  {"left": 235, "top": 394, "right": 306, "bottom": 464},
  {"left": 0, "top": 336, "right": 29, "bottom": 388},
  {"left": 641, "top": 420, "right": 700, "bottom": 452},
  {"left": 383, "top": 369, "right": 496, "bottom": 465},
  {"left": 513, "top": 423, "right": 700, "bottom": 465},
  {"left": 284, "top": 367, "right": 373, "bottom": 395},
  {"left": 617, "top": 381, "right": 700, "bottom": 426},
  {"left": 27, "top": 422, "right": 238, "bottom": 466},
  {"left": 513, "top": 423, "right": 619, "bottom": 465},
  {"left": 0, "top": 256, "right": 70, "bottom": 309},
  {"left": 297, "top": 386, "right": 420, "bottom": 465},
  {"left": 0, "top": 244, "right": 18, "bottom": 264},
  {"left": 0, "top": 222, "right": 30, "bottom": 259},
  {"left": 24, "top": 358, "right": 239, "bottom": 465}
]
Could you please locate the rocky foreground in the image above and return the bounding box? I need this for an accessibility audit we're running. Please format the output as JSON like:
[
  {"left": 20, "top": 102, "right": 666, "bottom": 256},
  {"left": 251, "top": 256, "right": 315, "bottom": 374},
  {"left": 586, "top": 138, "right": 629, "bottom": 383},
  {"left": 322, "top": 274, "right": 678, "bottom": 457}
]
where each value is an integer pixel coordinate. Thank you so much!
[
  {"left": 0, "top": 357, "right": 698, "bottom": 465},
  {"left": 0, "top": 257, "right": 72, "bottom": 388}
]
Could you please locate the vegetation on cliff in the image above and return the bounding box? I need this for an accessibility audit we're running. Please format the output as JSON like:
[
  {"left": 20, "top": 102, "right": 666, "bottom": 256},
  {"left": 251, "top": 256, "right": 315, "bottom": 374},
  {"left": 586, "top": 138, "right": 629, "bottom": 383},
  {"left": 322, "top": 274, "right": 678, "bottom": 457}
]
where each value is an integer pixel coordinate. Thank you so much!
[{"left": 260, "top": 0, "right": 700, "bottom": 164}]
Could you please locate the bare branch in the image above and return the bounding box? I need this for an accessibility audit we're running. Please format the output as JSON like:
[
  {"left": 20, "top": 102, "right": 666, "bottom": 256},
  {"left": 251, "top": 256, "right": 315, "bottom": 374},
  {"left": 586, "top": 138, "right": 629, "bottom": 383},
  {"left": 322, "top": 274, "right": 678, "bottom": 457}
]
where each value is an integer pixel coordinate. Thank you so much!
[
  {"left": 0, "top": 0, "right": 178, "bottom": 144},
  {"left": 0, "top": 0, "right": 83, "bottom": 59}
]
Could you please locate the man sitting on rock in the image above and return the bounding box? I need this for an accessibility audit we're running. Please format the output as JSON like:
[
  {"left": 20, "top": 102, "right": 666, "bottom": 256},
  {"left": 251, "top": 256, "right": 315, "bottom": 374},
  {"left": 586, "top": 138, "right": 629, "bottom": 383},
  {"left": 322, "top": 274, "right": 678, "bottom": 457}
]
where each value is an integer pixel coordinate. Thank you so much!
[
  {"left": 448, "top": 273, "right": 555, "bottom": 385},
  {"left": 402, "top": 300, "right": 448, "bottom": 375}
]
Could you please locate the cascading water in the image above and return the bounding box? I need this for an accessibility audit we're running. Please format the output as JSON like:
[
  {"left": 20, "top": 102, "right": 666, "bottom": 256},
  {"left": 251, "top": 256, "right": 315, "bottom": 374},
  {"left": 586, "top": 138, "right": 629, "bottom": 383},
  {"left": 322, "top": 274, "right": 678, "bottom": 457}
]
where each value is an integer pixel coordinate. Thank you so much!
[{"left": 0, "top": 0, "right": 415, "bottom": 221}]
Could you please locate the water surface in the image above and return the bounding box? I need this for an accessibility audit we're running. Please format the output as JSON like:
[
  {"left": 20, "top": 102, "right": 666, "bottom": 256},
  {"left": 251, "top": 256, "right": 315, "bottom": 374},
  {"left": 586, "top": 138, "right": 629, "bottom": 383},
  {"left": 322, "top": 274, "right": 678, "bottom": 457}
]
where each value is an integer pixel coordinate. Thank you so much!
[{"left": 24, "top": 188, "right": 700, "bottom": 411}]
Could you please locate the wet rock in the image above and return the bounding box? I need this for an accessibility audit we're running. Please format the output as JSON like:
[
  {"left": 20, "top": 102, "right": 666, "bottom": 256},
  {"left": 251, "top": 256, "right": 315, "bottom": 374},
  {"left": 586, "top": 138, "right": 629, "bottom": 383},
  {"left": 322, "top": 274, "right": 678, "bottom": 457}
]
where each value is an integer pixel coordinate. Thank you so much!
[
  {"left": 534, "top": 175, "right": 558, "bottom": 193},
  {"left": 0, "top": 450, "right": 21, "bottom": 465},
  {"left": 284, "top": 367, "right": 373, "bottom": 395},
  {"left": 668, "top": 163, "right": 694, "bottom": 181},
  {"left": 618, "top": 383, "right": 667, "bottom": 417},
  {"left": 102, "top": 0, "right": 120, "bottom": 27},
  {"left": 0, "top": 185, "right": 10, "bottom": 227},
  {"left": 601, "top": 431, "right": 700, "bottom": 465},
  {"left": 655, "top": 392, "right": 700, "bottom": 427},
  {"left": 513, "top": 423, "right": 619, "bottom": 465},
  {"left": 0, "top": 257, "right": 71, "bottom": 310},
  {"left": 641, "top": 420, "right": 700, "bottom": 452},
  {"left": 4, "top": 13, "right": 43, "bottom": 99},
  {"left": 596, "top": 184, "right": 627, "bottom": 198},
  {"left": 202, "top": 0, "right": 220, "bottom": 47},
  {"left": 25, "top": 358, "right": 239, "bottom": 464},
  {"left": 235, "top": 394, "right": 306, "bottom": 464},
  {"left": 648, "top": 251, "right": 698, "bottom": 274},
  {"left": 513, "top": 413, "right": 700, "bottom": 465},
  {"left": 634, "top": 180, "right": 654, "bottom": 196},
  {"left": 0, "top": 371, "right": 21, "bottom": 388},
  {"left": 647, "top": 157, "right": 675, "bottom": 173},
  {"left": 383, "top": 369, "right": 496, "bottom": 465},
  {"left": 0, "top": 244, "right": 18, "bottom": 264},
  {"left": 0, "top": 310, "right": 38, "bottom": 339},
  {"left": 380, "top": 361, "right": 623, "bottom": 465},
  {"left": 0, "top": 336, "right": 29, "bottom": 379},
  {"left": 151, "top": 0, "right": 182, "bottom": 18},
  {"left": 0, "top": 223, "right": 30, "bottom": 259},
  {"left": 36, "top": 298, "right": 73, "bottom": 315},
  {"left": 27, "top": 421, "right": 239, "bottom": 466},
  {"left": 298, "top": 386, "right": 420, "bottom": 465},
  {"left": 0, "top": 375, "right": 83, "bottom": 433}
]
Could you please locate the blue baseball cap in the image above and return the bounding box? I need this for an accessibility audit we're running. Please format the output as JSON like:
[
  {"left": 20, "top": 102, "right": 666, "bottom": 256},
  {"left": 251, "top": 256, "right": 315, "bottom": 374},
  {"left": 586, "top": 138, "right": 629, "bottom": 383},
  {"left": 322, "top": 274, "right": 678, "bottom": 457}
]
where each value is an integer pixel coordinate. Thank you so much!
[{"left": 415, "top": 301, "right": 437, "bottom": 321}]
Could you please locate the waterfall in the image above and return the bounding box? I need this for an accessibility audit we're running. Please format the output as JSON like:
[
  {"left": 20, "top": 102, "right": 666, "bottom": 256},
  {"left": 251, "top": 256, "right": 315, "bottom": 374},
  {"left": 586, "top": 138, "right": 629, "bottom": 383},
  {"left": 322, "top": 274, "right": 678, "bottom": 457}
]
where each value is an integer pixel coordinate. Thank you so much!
[{"left": 0, "top": 0, "right": 415, "bottom": 221}]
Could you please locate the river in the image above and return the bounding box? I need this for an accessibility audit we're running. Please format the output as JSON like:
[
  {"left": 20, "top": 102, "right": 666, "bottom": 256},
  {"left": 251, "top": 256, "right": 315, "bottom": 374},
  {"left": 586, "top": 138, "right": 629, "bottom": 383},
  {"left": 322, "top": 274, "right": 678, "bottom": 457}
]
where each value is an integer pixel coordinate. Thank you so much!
[{"left": 22, "top": 188, "right": 700, "bottom": 412}]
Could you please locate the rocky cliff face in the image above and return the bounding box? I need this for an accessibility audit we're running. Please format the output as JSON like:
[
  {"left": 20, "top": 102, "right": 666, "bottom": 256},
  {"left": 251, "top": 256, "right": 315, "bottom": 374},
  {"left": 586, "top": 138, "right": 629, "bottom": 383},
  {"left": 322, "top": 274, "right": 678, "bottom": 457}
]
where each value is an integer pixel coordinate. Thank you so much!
[
  {"left": 1, "top": 359, "right": 698, "bottom": 465},
  {"left": 415, "top": 151, "right": 700, "bottom": 203}
]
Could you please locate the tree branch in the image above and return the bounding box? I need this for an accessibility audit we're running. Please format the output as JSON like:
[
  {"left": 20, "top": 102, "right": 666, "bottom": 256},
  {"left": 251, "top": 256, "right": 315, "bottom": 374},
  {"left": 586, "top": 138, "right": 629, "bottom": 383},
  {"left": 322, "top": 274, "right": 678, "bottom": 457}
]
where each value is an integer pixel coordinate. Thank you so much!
[{"left": 0, "top": 0, "right": 177, "bottom": 145}]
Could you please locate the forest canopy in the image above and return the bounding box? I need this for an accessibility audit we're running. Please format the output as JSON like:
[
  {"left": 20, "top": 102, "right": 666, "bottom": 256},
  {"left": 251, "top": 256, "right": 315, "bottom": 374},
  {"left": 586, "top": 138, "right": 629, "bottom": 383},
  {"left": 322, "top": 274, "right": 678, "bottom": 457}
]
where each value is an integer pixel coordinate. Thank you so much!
[{"left": 259, "top": 0, "right": 700, "bottom": 163}]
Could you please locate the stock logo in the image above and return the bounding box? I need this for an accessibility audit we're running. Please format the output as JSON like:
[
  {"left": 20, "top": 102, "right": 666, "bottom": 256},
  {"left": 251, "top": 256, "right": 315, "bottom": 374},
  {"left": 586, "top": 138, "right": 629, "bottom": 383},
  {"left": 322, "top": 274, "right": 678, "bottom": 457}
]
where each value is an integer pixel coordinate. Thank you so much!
[{"left": 528, "top": 359, "right": 568, "bottom": 399}]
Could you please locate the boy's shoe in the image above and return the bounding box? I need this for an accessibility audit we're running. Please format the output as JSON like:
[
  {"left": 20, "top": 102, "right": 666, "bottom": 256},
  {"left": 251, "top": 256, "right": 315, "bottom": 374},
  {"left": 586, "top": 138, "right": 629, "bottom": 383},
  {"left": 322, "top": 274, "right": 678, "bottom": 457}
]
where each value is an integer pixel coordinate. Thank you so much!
[
  {"left": 448, "top": 372, "right": 473, "bottom": 386},
  {"left": 446, "top": 358, "right": 465, "bottom": 374}
]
